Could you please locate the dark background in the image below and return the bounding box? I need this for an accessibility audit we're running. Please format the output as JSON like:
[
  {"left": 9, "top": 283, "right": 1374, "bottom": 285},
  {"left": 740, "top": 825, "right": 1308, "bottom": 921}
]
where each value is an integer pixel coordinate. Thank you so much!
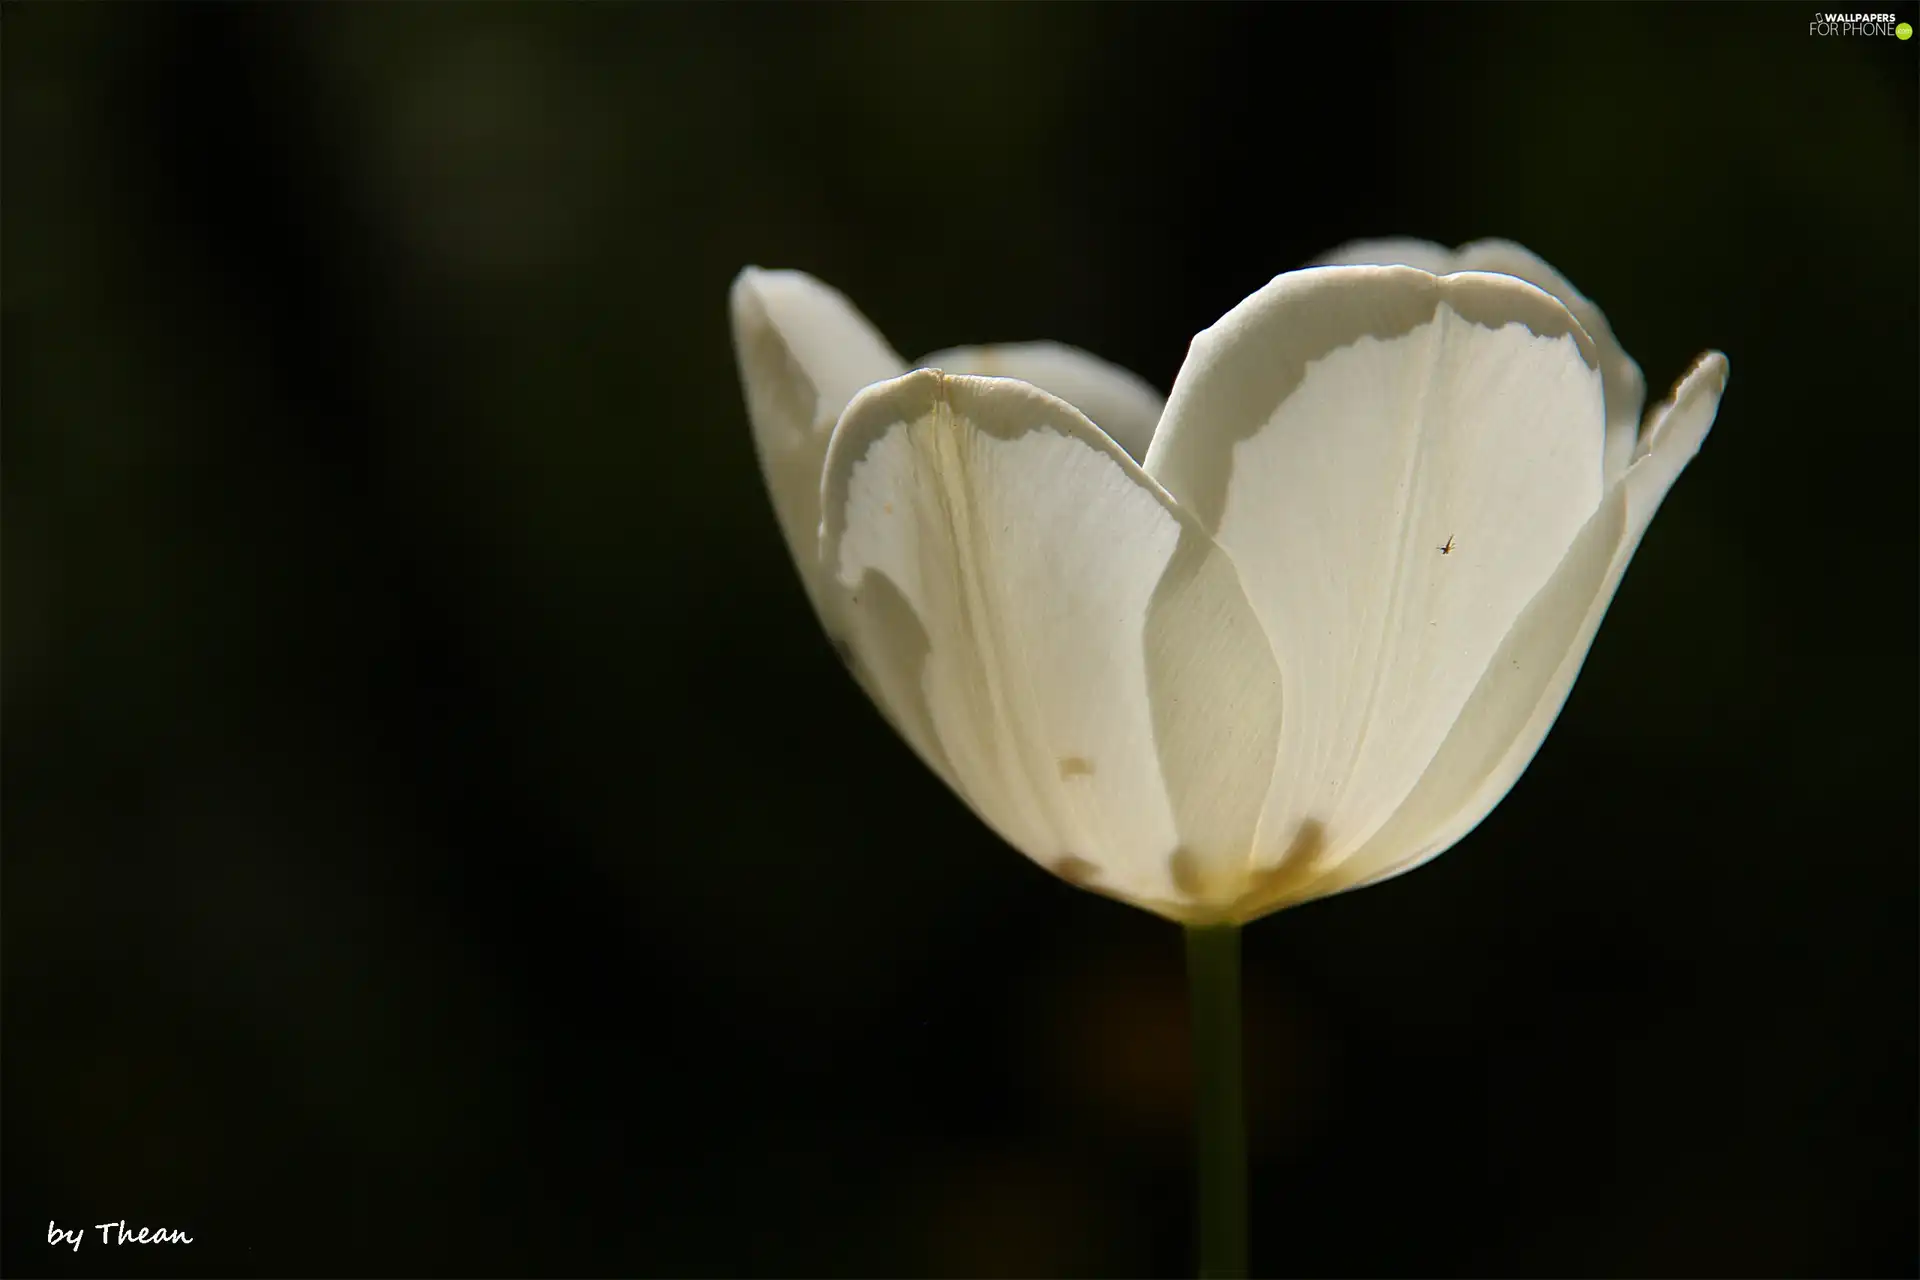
[{"left": 6, "top": 3, "right": 1916, "bottom": 1276}]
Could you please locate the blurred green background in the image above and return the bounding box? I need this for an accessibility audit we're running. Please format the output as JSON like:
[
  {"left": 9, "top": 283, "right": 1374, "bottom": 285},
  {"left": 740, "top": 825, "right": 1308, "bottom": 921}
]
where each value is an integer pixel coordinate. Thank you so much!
[{"left": 5, "top": 3, "right": 1915, "bottom": 1276}]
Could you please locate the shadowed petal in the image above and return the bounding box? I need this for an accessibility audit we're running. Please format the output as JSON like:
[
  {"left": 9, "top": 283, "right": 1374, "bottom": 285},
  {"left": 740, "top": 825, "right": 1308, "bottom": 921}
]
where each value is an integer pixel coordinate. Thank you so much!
[
  {"left": 917, "top": 342, "right": 1166, "bottom": 462},
  {"left": 1334, "top": 352, "right": 1728, "bottom": 899},
  {"left": 822, "top": 370, "right": 1280, "bottom": 919},
  {"left": 1146, "top": 265, "right": 1607, "bottom": 906},
  {"left": 730, "top": 267, "right": 906, "bottom": 614},
  {"left": 1317, "top": 237, "right": 1647, "bottom": 485}
]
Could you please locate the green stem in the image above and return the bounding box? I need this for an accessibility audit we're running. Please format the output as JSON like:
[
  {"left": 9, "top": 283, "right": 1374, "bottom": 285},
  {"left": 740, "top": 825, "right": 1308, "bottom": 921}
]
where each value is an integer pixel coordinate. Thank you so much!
[{"left": 1185, "top": 922, "right": 1248, "bottom": 1279}]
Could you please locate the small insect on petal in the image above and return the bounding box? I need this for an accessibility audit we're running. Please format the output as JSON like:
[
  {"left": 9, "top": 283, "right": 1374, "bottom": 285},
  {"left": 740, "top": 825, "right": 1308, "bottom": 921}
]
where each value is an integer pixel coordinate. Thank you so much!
[{"left": 1438, "top": 534, "right": 1456, "bottom": 555}]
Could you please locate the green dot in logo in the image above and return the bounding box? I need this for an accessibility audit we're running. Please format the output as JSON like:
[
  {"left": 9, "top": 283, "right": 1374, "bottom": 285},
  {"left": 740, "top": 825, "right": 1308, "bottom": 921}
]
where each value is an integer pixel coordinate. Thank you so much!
[{"left": 1899, "top": 20, "right": 1914, "bottom": 38}]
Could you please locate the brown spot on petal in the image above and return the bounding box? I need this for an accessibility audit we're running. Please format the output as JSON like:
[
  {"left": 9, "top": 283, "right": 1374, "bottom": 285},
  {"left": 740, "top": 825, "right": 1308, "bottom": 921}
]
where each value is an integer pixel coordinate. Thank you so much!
[
  {"left": 1167, "top": 819, "right": 1334, "bottom": 924},
  {"left": 1168, "top": 845, "right": 1205, "bottom": 899},
  {"left": 1052, "top": 855, "right": 1100, "bottom": 888},
  {"left": 1233, "top": 818, "right": 1331, "bottom": 921},
  {"left": 1056, "top": 755, "right": 1094, "bottom": 780},
  {"left": 1051, "top": 855, "right": 1213, "bottom": 921}
]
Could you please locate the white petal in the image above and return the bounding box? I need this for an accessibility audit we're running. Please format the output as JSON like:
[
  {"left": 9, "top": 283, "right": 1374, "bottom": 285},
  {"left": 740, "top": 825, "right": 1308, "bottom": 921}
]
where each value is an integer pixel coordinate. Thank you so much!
[
  {"left": 1335, "top": 352, "right": 1728, "bottom": 895},
  {"left": 1634, "top": 350, "right": 1727, "bottom": 478},
  {"left": 1145, "top": 265, "right": 1607, "bottom": 911},
  {"left": 917, "top": 342, "right": 1166, "bottom": 463},
  {"left": 1311, "top": 236, "right": 1462, "bottom": 276},
  {"left": 729, "top": 267, "right": 906, "bottom": 613},
  {"left": 822, "top": 370, "right": 1281, "bottom": 920},
  {"left": 1316, "top": 237, "right": 1647, "bottom": 485}
]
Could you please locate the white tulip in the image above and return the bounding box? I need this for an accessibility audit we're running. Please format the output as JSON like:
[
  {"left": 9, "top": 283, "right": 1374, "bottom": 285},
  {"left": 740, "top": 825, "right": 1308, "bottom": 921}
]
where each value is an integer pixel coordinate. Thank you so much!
[{"left": 730, "top": 243, "right": 1727, "bottom": 926}]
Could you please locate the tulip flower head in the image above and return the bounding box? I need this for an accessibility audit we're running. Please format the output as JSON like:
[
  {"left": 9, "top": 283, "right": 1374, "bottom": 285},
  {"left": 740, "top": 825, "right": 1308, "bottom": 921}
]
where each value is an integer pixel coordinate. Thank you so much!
[{"left": 730, "top": 242, "right": 1726, "bottom": 926}]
